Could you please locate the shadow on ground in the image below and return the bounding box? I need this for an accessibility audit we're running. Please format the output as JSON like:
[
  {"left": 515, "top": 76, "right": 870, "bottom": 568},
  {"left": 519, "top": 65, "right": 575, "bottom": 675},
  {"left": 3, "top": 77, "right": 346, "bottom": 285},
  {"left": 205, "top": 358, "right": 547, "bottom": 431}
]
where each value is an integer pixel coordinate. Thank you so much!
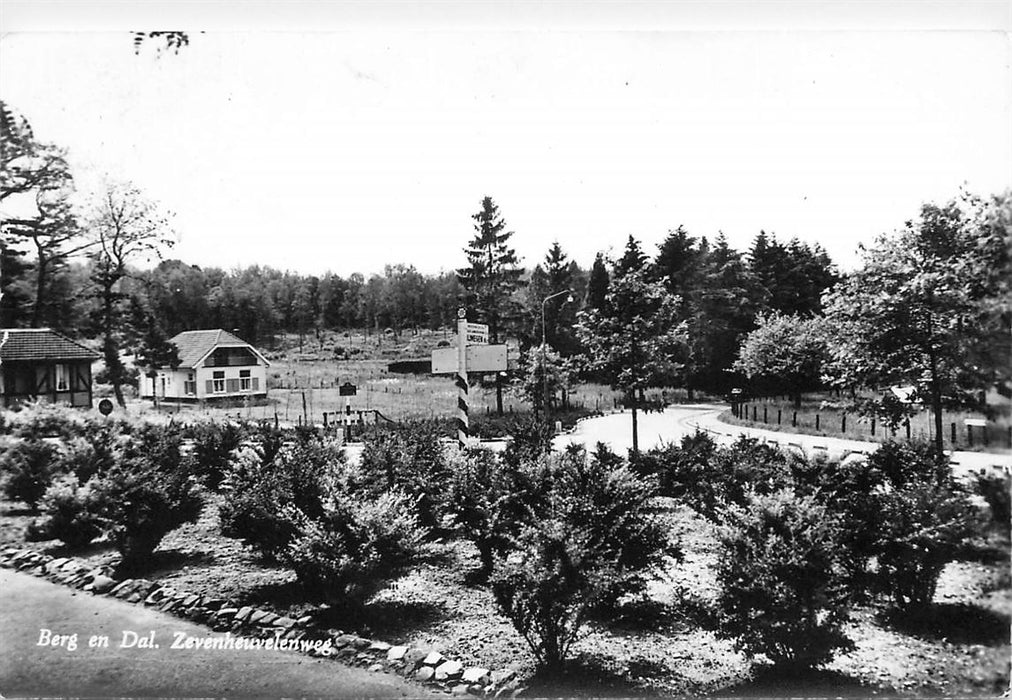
[
  {"left": 880, "top": 602, "right": 1011, "bottom": 646},
  {"left": 523, "top": 655, "right": 667, "bottom": 697},
  {"left": 714, "top": 666, "right": 895, "bottom": 698}
]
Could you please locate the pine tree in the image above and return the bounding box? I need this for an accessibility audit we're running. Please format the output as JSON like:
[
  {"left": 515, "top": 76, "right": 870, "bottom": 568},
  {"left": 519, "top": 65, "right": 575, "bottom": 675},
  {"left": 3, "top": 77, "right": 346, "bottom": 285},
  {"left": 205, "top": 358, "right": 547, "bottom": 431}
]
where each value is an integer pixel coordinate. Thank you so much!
[
  {"left": 457, "top": 196, "right": 525, "bottom": 414},
  {"left": 586, "top": 252, "right": 610, "bottom": 311}
]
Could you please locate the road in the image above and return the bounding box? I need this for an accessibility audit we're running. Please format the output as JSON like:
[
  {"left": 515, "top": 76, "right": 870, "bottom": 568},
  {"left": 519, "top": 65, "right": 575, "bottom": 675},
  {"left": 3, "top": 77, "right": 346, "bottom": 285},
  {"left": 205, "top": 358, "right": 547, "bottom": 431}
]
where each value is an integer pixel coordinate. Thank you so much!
[
  {"left": 553, "top": 404, "right": 1012, "bottom": 477},
  {"left": 0, "top": 568, "right": 430, "bottom": 698}
]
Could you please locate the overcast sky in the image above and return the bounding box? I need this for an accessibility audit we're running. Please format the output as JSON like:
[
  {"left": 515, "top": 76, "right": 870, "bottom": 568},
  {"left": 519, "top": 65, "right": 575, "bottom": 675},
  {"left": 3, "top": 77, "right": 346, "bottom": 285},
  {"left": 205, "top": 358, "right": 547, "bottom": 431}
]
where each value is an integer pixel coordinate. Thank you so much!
[{"left": 1, "top": 2, "right": 1010, "bottom": 277}]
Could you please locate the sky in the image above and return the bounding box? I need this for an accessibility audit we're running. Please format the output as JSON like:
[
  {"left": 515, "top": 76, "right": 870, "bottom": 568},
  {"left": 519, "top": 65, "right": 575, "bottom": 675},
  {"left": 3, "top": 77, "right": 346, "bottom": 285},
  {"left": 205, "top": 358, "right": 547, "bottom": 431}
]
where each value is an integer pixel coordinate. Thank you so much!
[{"left": 1, "top": 2, "right": 1010, "bottom": 277}]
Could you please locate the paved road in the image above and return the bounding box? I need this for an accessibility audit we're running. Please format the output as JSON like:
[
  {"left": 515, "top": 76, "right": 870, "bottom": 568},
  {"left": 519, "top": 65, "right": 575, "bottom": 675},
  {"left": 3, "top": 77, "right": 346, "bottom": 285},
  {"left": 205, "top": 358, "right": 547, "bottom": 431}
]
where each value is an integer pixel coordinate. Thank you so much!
[
  {"left": 0, "top": 569, "right": 430, "bottom": 698},
  {"left": 554, "top": 404, "right": 1012, "bottom": 477}
]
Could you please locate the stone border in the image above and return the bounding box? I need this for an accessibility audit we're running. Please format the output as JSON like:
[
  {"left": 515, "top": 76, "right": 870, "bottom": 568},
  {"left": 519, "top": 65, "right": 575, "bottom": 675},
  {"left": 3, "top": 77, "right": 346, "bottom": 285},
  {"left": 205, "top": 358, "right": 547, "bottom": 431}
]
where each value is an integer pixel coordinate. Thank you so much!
[{"left": 0, "top": 547, "right": 525, "bottom": 698}]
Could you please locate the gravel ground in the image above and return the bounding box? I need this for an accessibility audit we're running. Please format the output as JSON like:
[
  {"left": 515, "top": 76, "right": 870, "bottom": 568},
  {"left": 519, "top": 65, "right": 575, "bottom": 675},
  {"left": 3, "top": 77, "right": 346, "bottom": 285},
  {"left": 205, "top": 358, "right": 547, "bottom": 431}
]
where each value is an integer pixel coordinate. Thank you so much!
[{"left": 2, "top": 494, "right": 1009, "bottom": 696}]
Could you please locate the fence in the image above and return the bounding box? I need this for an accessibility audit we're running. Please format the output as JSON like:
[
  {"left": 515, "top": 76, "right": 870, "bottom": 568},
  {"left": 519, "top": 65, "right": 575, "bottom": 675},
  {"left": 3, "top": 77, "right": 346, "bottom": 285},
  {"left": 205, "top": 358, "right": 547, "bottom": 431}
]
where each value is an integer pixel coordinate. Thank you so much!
[{"left": 730, "top": 402, "right": 1012, "bottom": 450}]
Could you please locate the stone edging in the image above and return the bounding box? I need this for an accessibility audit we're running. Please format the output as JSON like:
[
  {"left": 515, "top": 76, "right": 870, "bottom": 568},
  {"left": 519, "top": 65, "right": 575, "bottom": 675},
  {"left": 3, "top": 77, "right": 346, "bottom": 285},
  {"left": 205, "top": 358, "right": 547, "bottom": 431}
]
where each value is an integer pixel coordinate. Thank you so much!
[{"left": 0, "top": 547, "right": 525, "bottom": 698}]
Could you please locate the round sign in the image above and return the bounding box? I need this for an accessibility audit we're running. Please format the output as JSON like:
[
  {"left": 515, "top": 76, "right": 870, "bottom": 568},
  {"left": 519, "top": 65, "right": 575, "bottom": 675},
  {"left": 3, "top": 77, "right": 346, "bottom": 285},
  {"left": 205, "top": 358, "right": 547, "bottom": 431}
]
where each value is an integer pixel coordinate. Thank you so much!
[
  {"left": 98, "top": 399, "right": 114, "bottom": 416},
  {"left": 457, "top": 307, "right": 466, "bottom": 319}
]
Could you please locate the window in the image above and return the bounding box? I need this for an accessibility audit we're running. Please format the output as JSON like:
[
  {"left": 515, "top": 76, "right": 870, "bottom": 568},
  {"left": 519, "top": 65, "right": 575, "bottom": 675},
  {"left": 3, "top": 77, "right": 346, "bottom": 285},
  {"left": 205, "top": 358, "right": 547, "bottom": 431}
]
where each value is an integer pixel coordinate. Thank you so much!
[
  {"left": 55, "top": 364, "right": 70, "bottom": 391},
  {"left": 240, "top": 369, "right": 251, "bottom": 391},
  {"left": 184, "top": 372, "right": 196, "bottom": 396},
  {"left": 212, "top": 370, "right": 225, "bottom": 393}
]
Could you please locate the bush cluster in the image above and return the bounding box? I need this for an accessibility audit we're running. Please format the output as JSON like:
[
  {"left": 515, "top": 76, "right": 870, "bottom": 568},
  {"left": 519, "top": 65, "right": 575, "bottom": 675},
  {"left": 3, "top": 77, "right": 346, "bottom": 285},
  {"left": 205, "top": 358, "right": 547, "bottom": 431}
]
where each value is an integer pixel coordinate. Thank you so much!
[{"left": 220, "top": 427, "right": 430, "bottom": 609}]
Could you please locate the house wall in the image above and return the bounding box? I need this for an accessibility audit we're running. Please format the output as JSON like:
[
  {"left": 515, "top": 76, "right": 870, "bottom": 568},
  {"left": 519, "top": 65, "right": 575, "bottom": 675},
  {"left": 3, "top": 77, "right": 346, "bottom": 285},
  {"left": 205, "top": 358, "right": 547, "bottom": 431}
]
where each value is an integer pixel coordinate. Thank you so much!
[
  {"left": 139, "top": 355, "right": 268, "bottom": 401},
  {"left": 1, "top": 360, "right": 93, "bottom": 408}
]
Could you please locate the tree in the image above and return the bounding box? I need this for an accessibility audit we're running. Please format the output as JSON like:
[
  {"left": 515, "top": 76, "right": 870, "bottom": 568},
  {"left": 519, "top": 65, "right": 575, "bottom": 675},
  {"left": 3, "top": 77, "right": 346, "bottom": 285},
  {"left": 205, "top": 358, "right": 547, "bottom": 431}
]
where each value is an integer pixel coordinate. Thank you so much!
[
  {"left": 127, "top": 296, "right": 181, "bottom": 405},
  {"left": 585, "top": 252, "right": 609, "bottom": 311},
  {"left": 542, "top": 241, "right": 579, "bottom": 356},
  {"left": 734, "top": 312, "right": 828, "bottom": 407},
  {"left": 1, "top": 100, "right": 91, "bottom": 329},
  {"left": 576, "top": 267, "right": 685, "bottom": 453},
  {"left": 516, "top": 345, "right": 575, "bottom": 415},
  {"left": 87, "top": 181, "right": 175, "bottom": 407},
  {"left": 458, "top": 196, "right": 525, "bottom": 414},
  {"left": 822, "top": 193, "right": 1011, "bottom": 454}
]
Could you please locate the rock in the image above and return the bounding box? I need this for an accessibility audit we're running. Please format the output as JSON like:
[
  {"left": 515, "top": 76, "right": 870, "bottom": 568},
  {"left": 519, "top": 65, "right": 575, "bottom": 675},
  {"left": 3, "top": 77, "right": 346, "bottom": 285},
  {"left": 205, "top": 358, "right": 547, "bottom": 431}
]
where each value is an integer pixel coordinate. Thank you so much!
[
  {"left": 369, "top": 641, "right": 391, "bottom": 652},
  {"left": 462, "top": 668, "right": 490, "bottom": 684},
  {"left": 435, "top": 660, "right": 464, "bottom": 682},
  {"left": 333, "top": 634, "right": 356, "bottom": 649},
  {"left": 368, "top": 663, "right": 384, "bottom": 673},
  {"left": 248, "top": 609, "right": 272, "bottom": 624},
  {"left": 202, "top": 598, "right": 226, "bottom": 610},
  {"left": 349, "top": 636, "right": 371, "bottom": 649},
  {"left": 126, "top": 593, "right": 143, "bottom": 604},
  {"left": 214, "top": 607, "right": 239, "bottom": 622},
  {"left": 296, "top": 614, "right": 314, "bottom": 626},
  {"left": 490, "top": 669, "right": 516, "bottom": 686},
  {"left": 180, "top": 594, "right": 200, "bottom": 608},
  {"left": 402, "top": 648, "right": 428, "bottom": 671},
  {"left": 416, "top": 667, "right": 436, "bottom": 682},
  {"left": 234, "top": 606, "right": 254, "bottom": 623},
  {"left": 272, "top": 616, "right": 297, "bottom": 629},
  {"left": 90, "top": 575, "right": 117, "bottom": 594},
  {"left": 423, "top": 651, "right": 444, "bottom": 666},
  {"left": 387, "top": 645, "right": 409, "bottom": 661},
  {"left": 257, "top": 612, "right": 279, "bottom": 626},
  {"left": 451, "top": 684, "right": 470, "bottom": 696}
]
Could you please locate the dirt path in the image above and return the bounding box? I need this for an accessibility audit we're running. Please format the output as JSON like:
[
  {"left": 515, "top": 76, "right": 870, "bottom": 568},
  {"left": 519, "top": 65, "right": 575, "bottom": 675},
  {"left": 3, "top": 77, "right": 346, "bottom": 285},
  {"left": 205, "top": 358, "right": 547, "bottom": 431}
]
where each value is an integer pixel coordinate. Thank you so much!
[{"left": 0, "top": 568, "right": 431, "bottom": 698}]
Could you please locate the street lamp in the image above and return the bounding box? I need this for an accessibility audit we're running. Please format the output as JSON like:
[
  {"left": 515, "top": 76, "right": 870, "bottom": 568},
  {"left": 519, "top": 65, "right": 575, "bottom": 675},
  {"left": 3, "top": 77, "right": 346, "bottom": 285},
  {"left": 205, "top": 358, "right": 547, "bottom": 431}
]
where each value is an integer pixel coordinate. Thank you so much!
[{"left": 541, "top": 289, "right": 574, "bottom": 417}]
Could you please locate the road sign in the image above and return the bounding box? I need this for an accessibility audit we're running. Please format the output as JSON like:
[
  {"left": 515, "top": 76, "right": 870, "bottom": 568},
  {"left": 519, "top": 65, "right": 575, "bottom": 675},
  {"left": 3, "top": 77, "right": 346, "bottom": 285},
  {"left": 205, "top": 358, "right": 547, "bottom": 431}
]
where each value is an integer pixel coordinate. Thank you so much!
[
  {"left": 464, "top": 322, "right": 489, "bottom": 345},
  {"left": 431, "top": 345, "right": 507, "bottom": 374}
]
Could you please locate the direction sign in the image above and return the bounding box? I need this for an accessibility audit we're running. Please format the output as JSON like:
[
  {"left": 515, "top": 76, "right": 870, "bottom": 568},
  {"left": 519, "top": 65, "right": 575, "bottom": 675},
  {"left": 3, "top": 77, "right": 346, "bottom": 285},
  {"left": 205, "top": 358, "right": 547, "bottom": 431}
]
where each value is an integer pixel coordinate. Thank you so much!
[
  {"left": 431, "top": 345, "right": 507, "bottom": 374},
  {"left": 464, "top": 322, "right": 489, "bottom": 345}
]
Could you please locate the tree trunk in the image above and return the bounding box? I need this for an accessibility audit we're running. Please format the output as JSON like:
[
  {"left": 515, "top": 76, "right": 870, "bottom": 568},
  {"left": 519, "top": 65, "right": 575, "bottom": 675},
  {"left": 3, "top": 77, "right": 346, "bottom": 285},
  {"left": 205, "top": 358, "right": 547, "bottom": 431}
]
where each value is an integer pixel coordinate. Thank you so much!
[
  {"left": 495, "top": 373, "right": 504, "bottom": 416},
  {"left": 925, "top": 307, "right": 944, "bottom": 456},
  {"left": 31, "top": 256, "right": 47, "bottom": 328},
  {"left": 630, "top": 391, "right": 639, "bottom": 455}
]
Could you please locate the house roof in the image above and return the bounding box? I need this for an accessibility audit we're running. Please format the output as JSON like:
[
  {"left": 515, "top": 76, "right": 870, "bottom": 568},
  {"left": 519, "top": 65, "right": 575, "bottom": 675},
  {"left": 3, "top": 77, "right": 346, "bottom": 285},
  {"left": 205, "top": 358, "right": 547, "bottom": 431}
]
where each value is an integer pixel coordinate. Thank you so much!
[
  {"left": 169, "top": 329, "right": 268, "bottom": 369},
  {"left": 0, "top": 328, "right": 100, "bottom": 362}
]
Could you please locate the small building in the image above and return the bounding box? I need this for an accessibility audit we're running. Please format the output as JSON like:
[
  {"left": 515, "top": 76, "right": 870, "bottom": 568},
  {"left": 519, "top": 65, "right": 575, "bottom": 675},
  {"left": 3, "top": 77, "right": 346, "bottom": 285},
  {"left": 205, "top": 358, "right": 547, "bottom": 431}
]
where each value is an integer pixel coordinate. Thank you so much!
[
  {"left": 0, "top": 328, "right": 101, "bottom": 409},
  {"left": 139, "top": 329, "right": 270, "bottom": 403}
]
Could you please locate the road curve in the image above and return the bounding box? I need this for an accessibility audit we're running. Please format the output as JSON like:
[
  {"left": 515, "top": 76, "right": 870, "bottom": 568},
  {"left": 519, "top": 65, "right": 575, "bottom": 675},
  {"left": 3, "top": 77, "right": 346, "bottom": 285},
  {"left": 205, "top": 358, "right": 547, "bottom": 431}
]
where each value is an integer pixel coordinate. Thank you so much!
[{"left": 554, "top": 404, "right": 1012, "bottom": 477}]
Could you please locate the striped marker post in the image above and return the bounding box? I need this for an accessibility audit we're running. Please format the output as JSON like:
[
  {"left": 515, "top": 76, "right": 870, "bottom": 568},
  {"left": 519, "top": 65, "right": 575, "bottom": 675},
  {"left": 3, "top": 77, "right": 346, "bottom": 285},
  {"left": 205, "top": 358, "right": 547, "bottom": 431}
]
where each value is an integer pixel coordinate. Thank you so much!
[{"left": 456, "top": 308, "right": 469, "bottom": 447}]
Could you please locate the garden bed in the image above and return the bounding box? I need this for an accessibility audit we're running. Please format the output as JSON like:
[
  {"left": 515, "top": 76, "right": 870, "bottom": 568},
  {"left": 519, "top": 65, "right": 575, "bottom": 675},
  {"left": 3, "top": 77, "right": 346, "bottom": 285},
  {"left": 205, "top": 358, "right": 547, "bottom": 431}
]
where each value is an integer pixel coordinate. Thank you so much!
[{"left": 3, "top": 493, "right": 1008, "bottom": 697}]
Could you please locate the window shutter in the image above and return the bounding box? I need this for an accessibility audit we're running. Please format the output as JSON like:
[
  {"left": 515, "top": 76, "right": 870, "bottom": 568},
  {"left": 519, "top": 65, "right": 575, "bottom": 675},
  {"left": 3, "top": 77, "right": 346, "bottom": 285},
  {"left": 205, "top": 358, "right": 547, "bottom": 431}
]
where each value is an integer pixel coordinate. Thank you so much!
[
  {"left": 205, "top": 380, "right": 214, "bottom": 394},
  {"left": 227, "top": 378, "right": 239, "bottom": 392},
  {"left": 252, "top": 377, "right": 259, "bottom": 391}
]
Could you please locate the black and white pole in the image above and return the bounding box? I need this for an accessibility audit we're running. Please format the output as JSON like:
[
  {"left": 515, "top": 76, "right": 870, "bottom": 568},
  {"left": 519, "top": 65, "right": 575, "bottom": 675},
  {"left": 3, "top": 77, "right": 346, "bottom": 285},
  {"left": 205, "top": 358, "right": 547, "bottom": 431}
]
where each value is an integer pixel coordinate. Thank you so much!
[{"left": 456, "top": 308, "right": 469, "bottom": 448}]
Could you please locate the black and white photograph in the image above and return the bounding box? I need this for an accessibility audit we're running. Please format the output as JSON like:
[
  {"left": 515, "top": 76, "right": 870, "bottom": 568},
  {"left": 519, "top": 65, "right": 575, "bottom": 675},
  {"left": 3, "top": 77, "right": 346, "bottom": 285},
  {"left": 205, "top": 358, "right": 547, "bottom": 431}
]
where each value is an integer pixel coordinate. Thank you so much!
[{"left": 1, "top": 1, "right": 1010, "bottom": 697}]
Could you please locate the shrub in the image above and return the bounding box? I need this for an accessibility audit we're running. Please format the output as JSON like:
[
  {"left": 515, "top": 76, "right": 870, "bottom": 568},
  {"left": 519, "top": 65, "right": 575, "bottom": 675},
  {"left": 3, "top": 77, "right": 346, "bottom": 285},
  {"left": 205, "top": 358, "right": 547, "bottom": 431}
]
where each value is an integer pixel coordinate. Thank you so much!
[
  {"left": 630, "top": 432, "right": 720, "bottom": 514},
  {"left": 714, "top": 488, "right": 854, "bottom": 671},
  {"left": 185, "top": 420, "right": 246, "bottom": 489},
  {"left": 490, "top": 447, "right": 680, "bottom": 672},
  {"left": 866, "top": 439, "right": 950, "bottom": 487},
  {"left": 359, "top": 421, "right": 450, "bottom": 532},
  {"left": 873, "top": 479, "right": 980, "bottom": 610},
  {"left": 27, "top": 474, "right": 105, "bottom": 548},
  {"left": 0, "top": 438, "right": 61, "bottom": 511},
  {"left": 445, "top": 447, "right": 517, "bottom": 579},
  {"left": 500, "top": 415, "right": 554, "bottom": 470},
  {"left": 219, "top": 437, "right": 339, "bottom": 561},
  {"left": 7, "top": 401, "right": 91, "bottom": 440},
  {"left": 55, "top": 432, "right": 123, "bottom": 484},
  {"left": 92, "top": 428, "right": 203, "bottom": 567},
  {"left": 281, "top": 488, "right": 431, "bottom": 610},
  {"left": 975, "top": 471, "right": 1011, "bottom": 534}
]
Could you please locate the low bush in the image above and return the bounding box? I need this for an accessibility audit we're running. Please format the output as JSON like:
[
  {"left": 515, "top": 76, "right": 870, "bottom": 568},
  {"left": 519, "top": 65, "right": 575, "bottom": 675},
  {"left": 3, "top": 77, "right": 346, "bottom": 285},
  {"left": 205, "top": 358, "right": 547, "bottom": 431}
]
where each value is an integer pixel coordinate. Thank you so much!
[
  {"left": 714, "top": 488, "right": 854, "bottom": 671},
  {"left": 281, "top": 489, "right": 431, "bottom": 610},
  {"left": 27, "top": 474, "right": 105, "bottom": 548},
  {"left": 359, "top": 421, "right": 450, "bottom": 532},
  {"left": 873, "top": 478, "right": 980, "bottom": 610},
  {"left": 186, "top": 420, "right": 247, "bottom": 489},
  {"left": 92, "top": 425, "right": 203, "bottom": 567},
  {"left": 445, "top": 447, "right": 517, "bottom": 579},
  {"left": 6, "top": 401, "right": 92, "bottom": 440},
  {"left": 55, "top": 432, "right": 123, "bottom": 484},
  {"left": 630, "top": 431, "right": 719, "bottom": 514},
  {"left": 0, "top": 438, "right": 61, "bottom": 511},
  {"left": 219, "top": 437, "right": 338, "bottom": 561},
  {"left": 975, "top": 471, "right": 1011, "bottom": 534},
  {"left": 491, "top": 447, "right": 680, "bottom": 672}
]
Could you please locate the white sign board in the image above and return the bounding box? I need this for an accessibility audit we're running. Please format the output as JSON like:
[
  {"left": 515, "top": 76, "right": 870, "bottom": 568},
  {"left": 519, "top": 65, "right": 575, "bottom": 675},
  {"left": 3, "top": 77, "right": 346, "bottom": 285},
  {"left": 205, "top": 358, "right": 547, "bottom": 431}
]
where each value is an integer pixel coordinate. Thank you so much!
[
  {"left": 431, "top": 345, "right": 508, "bottom": 374},
  {"left": 464, "top": 322, "right": 489, "bottom": 345}
]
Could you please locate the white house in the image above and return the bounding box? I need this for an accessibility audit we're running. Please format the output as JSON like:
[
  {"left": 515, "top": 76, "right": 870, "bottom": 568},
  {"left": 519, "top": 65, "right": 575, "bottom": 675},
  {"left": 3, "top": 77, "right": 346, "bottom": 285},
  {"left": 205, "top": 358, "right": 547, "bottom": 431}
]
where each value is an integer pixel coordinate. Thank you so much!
[{"left": 139, "top": 329, "right": 270, "bottom": 402}]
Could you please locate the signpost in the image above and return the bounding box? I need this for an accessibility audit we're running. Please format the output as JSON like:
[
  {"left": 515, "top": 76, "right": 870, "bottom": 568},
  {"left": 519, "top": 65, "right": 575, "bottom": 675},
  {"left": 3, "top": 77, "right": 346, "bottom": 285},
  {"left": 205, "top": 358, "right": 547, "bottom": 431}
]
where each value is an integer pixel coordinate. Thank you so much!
[{"left": 432, "top": 309, "right": 508, "bottom": 447}]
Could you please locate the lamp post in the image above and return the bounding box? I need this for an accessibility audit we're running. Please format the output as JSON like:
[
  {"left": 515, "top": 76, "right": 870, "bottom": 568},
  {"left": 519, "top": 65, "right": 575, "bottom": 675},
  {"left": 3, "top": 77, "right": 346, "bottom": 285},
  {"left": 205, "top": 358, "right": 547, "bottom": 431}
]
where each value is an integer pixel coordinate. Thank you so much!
[{"left": 541, "top": 289, "right": 573, "bottom": 417}]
